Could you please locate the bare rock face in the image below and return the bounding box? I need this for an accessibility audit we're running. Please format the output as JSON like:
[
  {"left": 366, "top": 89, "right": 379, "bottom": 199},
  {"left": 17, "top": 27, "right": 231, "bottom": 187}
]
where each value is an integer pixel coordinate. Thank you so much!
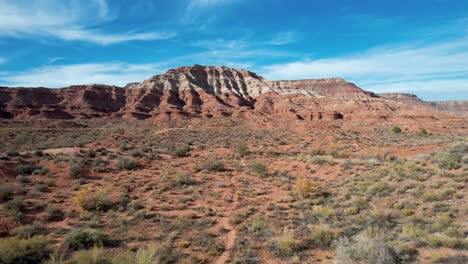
[{"left": 0, "top": 65, "right": 465, "bottom": 121}]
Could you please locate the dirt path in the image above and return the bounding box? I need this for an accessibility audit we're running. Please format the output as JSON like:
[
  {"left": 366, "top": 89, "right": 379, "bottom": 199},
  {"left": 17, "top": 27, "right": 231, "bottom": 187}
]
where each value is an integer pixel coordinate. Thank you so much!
[
  {"left": 215, "top": 174, "right": 240, "bottom": 264},
  {"left": 214, "top": 172, "right": 289, "bottom": 264}
]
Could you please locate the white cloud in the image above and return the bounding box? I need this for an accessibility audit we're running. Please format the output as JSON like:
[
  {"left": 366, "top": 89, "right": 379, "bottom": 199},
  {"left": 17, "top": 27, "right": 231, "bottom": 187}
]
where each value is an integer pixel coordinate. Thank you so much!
[
  {"left": 265, "top": 32, "right": 299, "bottom": 46},
  {"left": 261, "top": 38, "right": 468, "bottom": 99},
  {"left": 0, "top": 0, "right": 175, "bottom": 44},
  {"left": 0, "top": 63, "right": 163, "bottom": 87},
  {"left": 55, "top": 29, "right": 176, "bottom": 45}
]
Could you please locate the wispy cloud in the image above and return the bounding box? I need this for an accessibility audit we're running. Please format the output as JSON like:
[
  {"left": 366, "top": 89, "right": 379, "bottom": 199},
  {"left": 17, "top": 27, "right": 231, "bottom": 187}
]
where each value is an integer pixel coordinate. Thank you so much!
[
  {"left": 0, "top": 63, "right": 163, "bottom": 87},
  {"left": 0, "top": 0, "right": 175, "bottom": 45},
  {"left": 265, "top": 31, "right": 299, "bottom": 46},
  {"left": 0, "top": 57, "right": 5, "bottom": 64},
  {"left": 191, "top": 39, "right": 248, "bottom": 50},
  {"left": 182, "top": 0, "right": 240, "bottom": 24},
  {"left": 262, "top": 37, "right": 468, "bottom": 100}
]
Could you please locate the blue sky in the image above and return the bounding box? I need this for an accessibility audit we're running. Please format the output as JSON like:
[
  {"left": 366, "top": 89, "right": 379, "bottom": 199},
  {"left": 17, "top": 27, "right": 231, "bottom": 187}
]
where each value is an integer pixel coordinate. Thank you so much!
[{"left": 0, "top": 0, "right": 467, "bottom": 101}]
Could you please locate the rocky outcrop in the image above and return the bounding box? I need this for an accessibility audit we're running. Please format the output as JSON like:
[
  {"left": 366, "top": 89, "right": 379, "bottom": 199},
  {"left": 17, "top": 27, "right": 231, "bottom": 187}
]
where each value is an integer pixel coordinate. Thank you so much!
[
  {"left": 0, "top": 65, "right": 465, "bottom": 121},
  {"left": 428, "top": 101, "right": 468, "bottom": 116},
  {"left": 378, "top": 93, "right": 468, "bottom": 116}
]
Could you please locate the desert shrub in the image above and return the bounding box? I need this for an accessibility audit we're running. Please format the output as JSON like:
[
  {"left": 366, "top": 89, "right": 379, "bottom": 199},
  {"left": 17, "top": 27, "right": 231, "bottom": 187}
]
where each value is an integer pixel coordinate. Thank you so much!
[
  {"left": 110, "top": 251, "right": 135, "bottom": 264},
  {"left": 402, "top": 224, "right": 429, "bottom": 246},
  {"left": 0, "top": 184, "right": 13, "bottom": 201},
  {"left": 84, "top": 149, "right": 96, "bottom": 158},
  {"left": 391, "top": 126, "right": 402, "bottom": 134},
  {"left": 250, "top": 217, "right": 268, "bottom": 236},
  {"left": 128, "top": 200, "right": 144, "bottom": 211},
  {"left": 6, "top": 197, "right": 24, "bottom": 214},
  {"left": 34, "top": 183, "right": 48, "bottom": 192},
  {"left": 462, "top": 154, "right": 468, "bottom": 164},
  {"left": 418, "top": 128, "right": 428, "bottom": 135},
  {"left": 135, "top": 244, "right": 158, "bottom": 264},
  {"left": 11, "top": 223, "right": 41, "bottom": 239},
  {"left": 426, "top": 233, "right": 459, "bottom": 248},
  {"left": 130, "top": 150, "right": 143, "bottom": 158},
  {"left": 73, "top": 188, "right": 111, "bottom": 212},
  {"left": 335, "top": 231, "right": 398, "bottom": 264},
  {"left": 173, "top": 174, "right": 196, "bottom": 187},
  {"left": 235, "top": 141, "right": 249, "bottom": 157},
  {"left": 92, "top": 158, "right": 105, "bottom": 172},
  {"left": 295, "top": 177, "right": 316, "bottom": 199},
  {"left": 249, "top": 161, "right": 267, "bottom": 176},
  {"left": 202, "top": 160, "right": 226, "bottom": 172},
  {"left": 16, "top": 164, "right": 40, "bottom": 176},
  {"left": 311, "top": 205, "right": 336, "bottom": 220},
  {"left": 309, "top": 225, "right": 337, "bottom": 248},
  {"left": 69, "top": 246, "right": 108, "bottom": 264},
  {"left": 117, "top": 157, "right": 137, "bottom": 170},
  {"left": 368, "top": 182, "right": 394, "bottom": 197},
  {"left": 0, "top": 236, "right": 51, "bottom": 264},
  {"left": 173, "top": 145, "right": 191, "bottom": 157},
  {"left": 69, "top": 158, "right": 85, "bottom": 178},
  {"left": 432, "top": 143, "right": 467, "bottom": 170},
  {"left": 44, "top": 204, "right": 64, "bottom": 221},
  {"left": 341, "top": 160, "right": 353, "bottom": 170},
  {"left": 270, "top": 228, "right": 301, "bottom": 257},
  {"left": 64, "top": 229, "right": 109, "bottom": 250},
  {"left": 432, "top": 254, "right": 468, "bottom": 264},
  {"left": 434, "top": 152, "right": 462, "bottom": 170}
]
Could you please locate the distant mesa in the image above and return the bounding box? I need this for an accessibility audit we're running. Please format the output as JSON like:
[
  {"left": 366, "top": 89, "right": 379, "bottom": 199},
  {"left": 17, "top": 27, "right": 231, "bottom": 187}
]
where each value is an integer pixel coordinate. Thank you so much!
[{"left": 0, "top": 65, "right": 466, "bottom": 120}]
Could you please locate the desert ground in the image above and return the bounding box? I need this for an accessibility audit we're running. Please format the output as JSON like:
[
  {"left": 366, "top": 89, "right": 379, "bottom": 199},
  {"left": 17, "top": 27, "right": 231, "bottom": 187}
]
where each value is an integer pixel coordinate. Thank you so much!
[{"left": 0, "top": 116, "right": 466, "bottom": 264}]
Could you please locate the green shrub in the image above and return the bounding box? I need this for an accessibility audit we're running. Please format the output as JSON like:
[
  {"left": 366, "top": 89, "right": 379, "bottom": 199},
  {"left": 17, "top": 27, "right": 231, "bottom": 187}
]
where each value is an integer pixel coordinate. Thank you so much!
[
  {"left": 0, "top": 236, "right": 51, "bottom": 264},
  {"left": 92, "top": 158, "right": 105, "bottom": 172},
  {"left": 44, "top": 205, "right": 64, "bottom": 221},
  {"left": 64, "top": 229, "right": 109, "bottom": 250},
  {"left": 249, "top": 161, "right": 267, "bottom": 176},
  {"left": 16, "top": 164, "right": 40, "bottom": 176},
  {"left": 69, "top": 158, "right": 85, "bottom": 178},
  {"left": 202, "top": 160, "right": 226, "bottom": 172},
  {"left": 391, "top": 126, "right": 402, "bottom": 133},
  {"left": 0, "top": 184, "right": 13, "bottom": 201},
  {"left": 6, "top": 197, "right": 24, "bottom": 214},
  {"left": 117, "top": 157, "right": 137, "bottom": 171}
]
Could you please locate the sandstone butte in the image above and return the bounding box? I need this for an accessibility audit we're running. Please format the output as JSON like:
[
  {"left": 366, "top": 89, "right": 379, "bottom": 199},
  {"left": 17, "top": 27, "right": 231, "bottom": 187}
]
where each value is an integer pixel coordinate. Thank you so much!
[{"left": 0, "top": 64, "right": 467, "bottom": 121}]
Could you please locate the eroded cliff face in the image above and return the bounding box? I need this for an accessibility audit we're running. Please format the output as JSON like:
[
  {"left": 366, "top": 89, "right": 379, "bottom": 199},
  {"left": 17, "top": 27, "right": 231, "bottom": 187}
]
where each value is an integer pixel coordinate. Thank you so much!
[
  {"left": 0, "top": 65, "right": 464, "bottom": 121},
  {"left": 0, "top": 85, "right": 125, "bottom": 119}
]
